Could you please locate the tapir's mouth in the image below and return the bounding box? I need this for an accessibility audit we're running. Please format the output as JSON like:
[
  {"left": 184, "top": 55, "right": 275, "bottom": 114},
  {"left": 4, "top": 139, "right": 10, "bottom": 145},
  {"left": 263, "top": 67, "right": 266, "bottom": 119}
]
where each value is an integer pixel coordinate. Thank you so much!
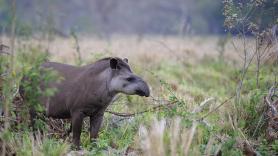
[{"left": 135, "top": 89, "right": 150, "bottom": 97}]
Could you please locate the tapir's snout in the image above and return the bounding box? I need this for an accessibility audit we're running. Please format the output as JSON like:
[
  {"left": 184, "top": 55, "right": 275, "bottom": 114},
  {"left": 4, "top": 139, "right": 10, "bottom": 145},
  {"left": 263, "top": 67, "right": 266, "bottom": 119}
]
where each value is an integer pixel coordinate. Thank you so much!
[{"left": 135, "top": 80, "right": 150, "bottom": 97}]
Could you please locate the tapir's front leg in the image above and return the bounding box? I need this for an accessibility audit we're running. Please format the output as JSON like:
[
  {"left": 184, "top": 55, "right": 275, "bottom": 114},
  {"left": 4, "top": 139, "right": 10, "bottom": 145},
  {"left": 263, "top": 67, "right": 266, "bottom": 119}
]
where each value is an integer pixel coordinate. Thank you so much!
[
  {"left": 90, "top": 111, "right": 104, "bottom": 139},
  {"left": 72, "top": 111, "right": 85, "bottom": 149}
]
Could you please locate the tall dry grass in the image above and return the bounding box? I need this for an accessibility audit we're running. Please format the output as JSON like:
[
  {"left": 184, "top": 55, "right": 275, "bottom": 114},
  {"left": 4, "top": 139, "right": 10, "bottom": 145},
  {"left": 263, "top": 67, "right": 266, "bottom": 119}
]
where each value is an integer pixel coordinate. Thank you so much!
[
  {"left": 1, "top": 35, "right": 251, "bottom": 64},
  {"left": 138, "top": 118, "right": 202, "bottom": 156},
  {"left": 2, "top": 35, "right": 277, "bottom": 67}
]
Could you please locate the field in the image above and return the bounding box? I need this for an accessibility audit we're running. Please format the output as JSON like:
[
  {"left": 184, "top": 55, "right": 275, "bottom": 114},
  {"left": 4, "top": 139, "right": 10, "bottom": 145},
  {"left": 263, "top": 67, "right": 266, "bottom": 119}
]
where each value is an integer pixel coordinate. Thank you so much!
[{"left": 0, "top": 35, "right": 278, "bottom": 155}]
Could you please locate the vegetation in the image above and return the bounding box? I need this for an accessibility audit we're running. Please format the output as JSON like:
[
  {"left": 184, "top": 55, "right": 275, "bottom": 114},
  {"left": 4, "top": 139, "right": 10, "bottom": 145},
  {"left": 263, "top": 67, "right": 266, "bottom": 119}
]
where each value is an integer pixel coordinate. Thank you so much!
[{"left": 0, "top": 0, "right": 278, "bottom": 156}]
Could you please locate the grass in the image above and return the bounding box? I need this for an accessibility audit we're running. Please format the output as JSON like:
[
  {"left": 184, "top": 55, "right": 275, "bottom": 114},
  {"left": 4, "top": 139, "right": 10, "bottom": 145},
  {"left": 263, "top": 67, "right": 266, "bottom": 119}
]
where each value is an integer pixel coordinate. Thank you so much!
[{"left": 0, "top": 35, "right": 277, "bottom": 155}]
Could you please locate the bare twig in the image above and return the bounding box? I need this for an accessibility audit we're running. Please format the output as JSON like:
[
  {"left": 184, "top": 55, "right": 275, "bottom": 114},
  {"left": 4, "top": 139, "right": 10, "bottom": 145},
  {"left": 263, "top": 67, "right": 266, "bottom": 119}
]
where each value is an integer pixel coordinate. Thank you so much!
[
  {"left": 256, "top": 39, "right": 272, "bottom": 88},
  {"left": 265, "top": 85, "right": 278, "bottom": 141},
  {"left": 156, "top": 40, "right": 176, "bottom": 54},
  {"left": 0, "top": 44, "right": 10, "bottom": 55},
  {"left": 198, "top": 95, "right": 235, "bottom": 120},
  {"left": 265, "top": 97, "right": 278, "bottom": 115},
  {"left": 0, "top": 116, "right": 17, "bottom": 122},
  {"left": 236, "top": 47, "right": 257, "bottom": 102},
  {"left": 252, "top": 111, "right": 266, "bottom": 137},
  {"left": 192, "top": 97, "right": 215, "bottom": 113},
  {"left": 71, "top": 31, "right": 82, "bottom": 66},
  {"left": 105, "top": 100, "right": 177, "bottom": 117},
  {"left": 266, "top": 86, "right": 278, "bottom": 115}
]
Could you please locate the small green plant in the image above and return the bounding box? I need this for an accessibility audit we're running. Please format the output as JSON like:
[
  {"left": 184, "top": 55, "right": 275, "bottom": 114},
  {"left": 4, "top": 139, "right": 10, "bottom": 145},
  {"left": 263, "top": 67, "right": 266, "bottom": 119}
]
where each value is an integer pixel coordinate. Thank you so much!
[
  {"left": 1, "top": 45, "right": 70, "bottom": 155},
  {"left": 18, "top": 46, "right": 61, "bottom": 130},
  {"left": 221, "top": 138, "right": 243, "bottom": 156},
  {"left": 0, "top": 50, "right": 9, "bottom": 113},
  {"left": 271, "top": 140, "right": 278, "bottom": 154},
  {"left": 8, "top": 132, "right": 68, "bottom": 156}
]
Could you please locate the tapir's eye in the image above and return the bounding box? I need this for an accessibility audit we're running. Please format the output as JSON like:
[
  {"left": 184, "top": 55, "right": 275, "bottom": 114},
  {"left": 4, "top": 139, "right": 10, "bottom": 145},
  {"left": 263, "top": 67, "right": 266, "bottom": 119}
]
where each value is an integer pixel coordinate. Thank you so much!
[{"left": 126, "top": 77, "right": 136, "bottom": 82}]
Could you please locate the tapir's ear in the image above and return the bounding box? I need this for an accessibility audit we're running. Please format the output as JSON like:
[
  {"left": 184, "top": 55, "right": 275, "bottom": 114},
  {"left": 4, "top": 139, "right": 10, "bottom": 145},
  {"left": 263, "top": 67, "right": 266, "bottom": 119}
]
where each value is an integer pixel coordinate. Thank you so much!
[
  {"left": 110, "top": 58, "right": 118, "bottom": 69},
  {"left": 123, "top": 58, "right": 128, "bottom": 63}
]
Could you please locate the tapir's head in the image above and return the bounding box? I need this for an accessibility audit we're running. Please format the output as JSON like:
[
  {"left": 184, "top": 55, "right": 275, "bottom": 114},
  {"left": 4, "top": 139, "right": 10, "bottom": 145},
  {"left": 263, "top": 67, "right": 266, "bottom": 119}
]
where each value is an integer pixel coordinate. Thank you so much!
[{"left": 108, "top": 58, "right": 150, "bottom": 97}]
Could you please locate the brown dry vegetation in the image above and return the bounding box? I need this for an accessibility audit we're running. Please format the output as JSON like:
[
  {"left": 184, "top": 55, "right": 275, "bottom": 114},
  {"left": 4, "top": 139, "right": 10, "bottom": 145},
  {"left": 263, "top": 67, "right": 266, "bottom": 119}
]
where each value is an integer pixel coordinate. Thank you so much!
[{"left": 2, "top": 35, "right": 240, "bottom": 63}]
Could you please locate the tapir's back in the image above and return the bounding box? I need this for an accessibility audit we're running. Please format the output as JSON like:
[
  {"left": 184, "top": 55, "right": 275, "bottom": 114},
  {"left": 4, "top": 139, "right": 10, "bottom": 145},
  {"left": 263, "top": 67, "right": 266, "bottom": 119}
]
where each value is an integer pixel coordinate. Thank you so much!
[
  {"left": 39, "top": 61, "right": 110, "bottom": 118},
  {"left": 40, "top": 62, "right": 84, "bottom": 118},
  {"left": 21, "top": 59, "right": 116, "bottom": 118},
  {"left": 42, "top": 62, "right": 81, "bottom": 80}
]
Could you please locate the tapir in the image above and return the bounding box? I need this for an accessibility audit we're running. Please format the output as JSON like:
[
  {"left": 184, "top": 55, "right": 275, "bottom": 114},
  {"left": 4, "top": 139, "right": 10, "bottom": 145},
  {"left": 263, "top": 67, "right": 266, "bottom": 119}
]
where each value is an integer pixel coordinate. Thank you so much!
[{"left": 20, "top": 57, "right": 150, "bottom": 148}]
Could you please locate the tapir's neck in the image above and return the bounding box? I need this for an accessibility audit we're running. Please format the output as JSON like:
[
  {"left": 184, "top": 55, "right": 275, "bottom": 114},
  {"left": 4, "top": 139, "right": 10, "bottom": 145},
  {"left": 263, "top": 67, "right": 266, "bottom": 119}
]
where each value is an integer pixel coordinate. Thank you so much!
[{"left": 78, "top": 67, "right": 117, "bottom": 106}]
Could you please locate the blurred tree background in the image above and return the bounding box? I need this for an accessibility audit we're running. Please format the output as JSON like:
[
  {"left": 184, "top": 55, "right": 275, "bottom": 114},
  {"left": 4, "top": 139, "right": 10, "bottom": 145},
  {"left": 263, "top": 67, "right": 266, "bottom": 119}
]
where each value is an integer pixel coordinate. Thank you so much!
[{"left": 0, "top": 0, "right": 226, "bottom": 37}]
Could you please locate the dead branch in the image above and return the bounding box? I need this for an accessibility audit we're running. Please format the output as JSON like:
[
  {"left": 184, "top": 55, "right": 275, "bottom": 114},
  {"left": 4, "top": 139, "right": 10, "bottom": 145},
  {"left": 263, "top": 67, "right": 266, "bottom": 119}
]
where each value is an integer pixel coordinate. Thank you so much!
[
  {"left": 106, "top": 96, "right": 233, "bottom": 120},
  {"left": 265, "top": 85, "right": 278, "bottom": 141},
  {"left": 105, "top": 100, "right": 177, "bottom": 117},
  {"left": 156, "top": 40, "right": 176, "bottom": 54},
  {"left": 236, "top": 138, "right": 257, "bottom": 156},
  {"left": 214, "top": 134, "right": 259, "bottom": 156},
  {"left": 265, "top": 85, "right": 278, "bottom": 115},
  {"left": 198, "top": 95, "right": 235, "bottom": 120},
  {"left": 0, "top": 44, "right": 9, "bottom": 55},
  {"left": 192, "top": 97, "right": 215, "bottom": 113},
  {"left": 70, "top": 31, "right": 82, "bottom": 66},
  {"left": 0, "top": 116, "right": 17, "bottom": 122},
  {"left": 265, "top": 97, "right": 278, "bottom": 115}
]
